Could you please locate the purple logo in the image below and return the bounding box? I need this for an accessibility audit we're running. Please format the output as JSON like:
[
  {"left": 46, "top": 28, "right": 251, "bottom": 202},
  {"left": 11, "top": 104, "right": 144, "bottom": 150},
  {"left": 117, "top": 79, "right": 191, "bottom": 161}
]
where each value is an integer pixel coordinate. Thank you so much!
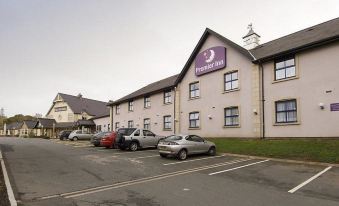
[
  {"left": 330, "top": 103, "right": 339, "bottom": 111},
  {"left": 195, "top": 46, "right": 226, "bottom": 76}
]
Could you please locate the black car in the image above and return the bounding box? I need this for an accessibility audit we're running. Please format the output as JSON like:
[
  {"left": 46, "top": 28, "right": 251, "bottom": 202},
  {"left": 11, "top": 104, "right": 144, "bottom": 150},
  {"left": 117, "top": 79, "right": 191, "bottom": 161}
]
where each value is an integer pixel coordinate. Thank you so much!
[
  {"left": 59, "top": 130, "right": 72, "bottom": 140},
  {"left": 90, "top": 131, "right": 111, "bottom": 147}
]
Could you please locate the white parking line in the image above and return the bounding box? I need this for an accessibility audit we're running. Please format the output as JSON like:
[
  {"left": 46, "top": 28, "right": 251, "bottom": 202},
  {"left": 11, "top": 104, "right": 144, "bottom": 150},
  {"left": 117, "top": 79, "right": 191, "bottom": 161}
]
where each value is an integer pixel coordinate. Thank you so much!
[
  {"left": 129, "top": 155, "right": 160, "bottom": 160},
  {"left": 208, "top": 159, "right": 270, "bottom": 175},
  {"left": 288, "top": 166, "right": 332, "bottom": 193},
  {"left": 110, "top": 150, "right": 158, "bottom": 155},
  {"left": 37, "top": 158, "right": 250, "bottom": 200},
  {"left": 163, "top": 155, "right": 226, "bottom": 166}
]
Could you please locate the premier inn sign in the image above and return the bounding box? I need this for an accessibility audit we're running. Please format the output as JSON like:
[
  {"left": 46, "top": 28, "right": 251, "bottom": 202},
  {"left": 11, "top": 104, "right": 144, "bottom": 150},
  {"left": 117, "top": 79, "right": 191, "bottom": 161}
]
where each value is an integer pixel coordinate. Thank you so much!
[{"left": 195, "top": 46, "right": 226, "bottom": 76}]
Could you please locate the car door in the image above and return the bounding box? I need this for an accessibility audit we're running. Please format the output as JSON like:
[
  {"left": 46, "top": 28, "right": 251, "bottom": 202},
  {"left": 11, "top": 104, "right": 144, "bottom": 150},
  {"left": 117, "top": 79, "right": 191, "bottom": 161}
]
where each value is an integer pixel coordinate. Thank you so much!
[
  {"left": 143, "top": 130, "right": 157, "bottom": 147},
  {"left": 133, "top": 129, "right": 144, "bottom": 147},
  {"left": 191, "top": 135, "right": 209, "bottom": 153},
  {"left": 185, "top": 135, "right": 199, "bottom": 154}
]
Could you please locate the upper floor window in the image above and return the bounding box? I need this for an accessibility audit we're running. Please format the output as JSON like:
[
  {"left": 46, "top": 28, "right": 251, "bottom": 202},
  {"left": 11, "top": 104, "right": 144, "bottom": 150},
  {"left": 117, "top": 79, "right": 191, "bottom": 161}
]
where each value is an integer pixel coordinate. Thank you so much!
[
  {"left": 275, "top": 99, "right": 297, "bottom": 123},
  {"left": 55, "top": 106, "right": 67, "bottom": 112},
  {"left": 116, "top": 105, "right": 120, "bottom": 114},
  {"left": 128, "top": 120, "right": 134, "bottom": 128},
  {"left": 144, "top": 118, "right": 151, "bottom": 130},
  {"left": 189, "top": 112, "right": 200, "bottom": 128},
  {"left": 275, "top": 57, "right": 296, "bottom": 80},
  {"left": 224, "top": 107, "right": 239, "bottom": 126},
  {"left": 163, "top": 115, "right": 172, "bottom": 130},
  {"left": 144, "top": 96, "right": 151, "bottom": 108},
  {"left": 224, "top": 71, "right": 239, "bottom": 91},
  {"left": 164, "top": 90, "right": 172, "bottom": 104},
  {"left": 128, "top": 101, "right": 134, "bottom": 111},
  {"left": 189, "top": 82, "right": 200, "bottom": 99}
]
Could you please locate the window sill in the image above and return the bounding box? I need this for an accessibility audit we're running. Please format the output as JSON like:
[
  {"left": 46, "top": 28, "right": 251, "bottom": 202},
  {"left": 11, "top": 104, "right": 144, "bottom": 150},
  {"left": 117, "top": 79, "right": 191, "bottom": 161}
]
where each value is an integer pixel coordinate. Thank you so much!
[
  {"left": 222, "top": 88, "right": 240, "bottom": 94},
  {"left": 163, "top": 128, "right": 172, "bottom": 131},
  {"left": 272, "top": 76, "right": 298, "bottom": 84},
  {"left": 163, "top": 102, "right": 172, "bottom": 106},
  {"left": 223, "top": 125, "right": 240, "bottom": 128},
  {"left": 273, "top": 122, "right": 300, "bottom": 126},
  {"left": 188, "top": 127, "right": 200, "bottom": 130},
  {"left": 128, "top": 111, "right": 134, "bottom": 113},
  {"left": 143, "top": 107, "right": 151, "bottom": 110},
  {"left": 188, "top": 97, "right": 200, "bottom": 101}
]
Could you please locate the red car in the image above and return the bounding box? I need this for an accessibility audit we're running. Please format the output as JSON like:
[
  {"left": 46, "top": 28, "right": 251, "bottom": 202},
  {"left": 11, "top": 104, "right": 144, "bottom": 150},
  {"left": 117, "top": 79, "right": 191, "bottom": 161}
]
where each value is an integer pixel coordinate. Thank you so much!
[{"left": 100, "top": 131, "right": 117, "bottom": 149}]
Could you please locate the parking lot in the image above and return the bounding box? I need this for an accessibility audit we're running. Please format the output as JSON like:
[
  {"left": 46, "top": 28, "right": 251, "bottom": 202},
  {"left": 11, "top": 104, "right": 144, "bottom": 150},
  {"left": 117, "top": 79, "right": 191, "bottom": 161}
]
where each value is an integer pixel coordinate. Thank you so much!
[{"left": 0, "top": 137, "right": 338, "bottom": 206}]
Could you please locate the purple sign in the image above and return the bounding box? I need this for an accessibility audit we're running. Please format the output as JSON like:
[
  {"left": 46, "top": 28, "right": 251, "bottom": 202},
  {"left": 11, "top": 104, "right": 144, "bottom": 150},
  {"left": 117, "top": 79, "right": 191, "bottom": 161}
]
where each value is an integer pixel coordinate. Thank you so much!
[
  {"left": 330, "top": 103, "right": 339, "bottom": 111},
  {"left": 195, "top": 46, "right": 226, "bottom": 76}
]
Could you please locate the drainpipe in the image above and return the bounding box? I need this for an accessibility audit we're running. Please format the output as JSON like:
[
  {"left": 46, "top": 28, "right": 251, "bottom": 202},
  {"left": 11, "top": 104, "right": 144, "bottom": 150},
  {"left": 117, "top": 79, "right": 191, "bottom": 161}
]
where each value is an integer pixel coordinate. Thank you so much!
[
  {"left": 259, "top": 62, "right": 265, "bottom": 139},
  {"left": 173, "top": 87, "right": 176, "bottom": 134}
]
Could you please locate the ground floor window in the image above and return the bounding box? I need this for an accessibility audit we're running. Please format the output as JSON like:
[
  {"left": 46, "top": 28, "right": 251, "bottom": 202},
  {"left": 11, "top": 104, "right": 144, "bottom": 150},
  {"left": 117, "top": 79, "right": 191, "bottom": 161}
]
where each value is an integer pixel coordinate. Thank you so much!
[
  {"left": 144, "top": 118, "right": 151, "bottom": 130},
  {"left": 115, "top": 122, "right": 120, "bottom": 130},
  {"left": 128, "top": 121, "right": 134, "bottom": 128},
  {"left": 275, "top": 99, "right": 297, "bottom": 123},
  {"left": 224, "top": 107, "right": 239, "bottom": 126},
  {"left": 96, "top": 125, "right": 102, "bottom": 132},
  {"left": 189, "top": 112, "right": 200, "bottom": 128},
  {"left": 163, "top": 115, "right": 172, "bottom": 130}
]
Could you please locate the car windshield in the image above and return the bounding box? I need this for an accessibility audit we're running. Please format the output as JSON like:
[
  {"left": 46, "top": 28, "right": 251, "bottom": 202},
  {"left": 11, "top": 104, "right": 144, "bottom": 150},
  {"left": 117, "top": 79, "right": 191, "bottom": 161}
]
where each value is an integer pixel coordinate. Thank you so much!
[
  {"left": 118, "top": 128, "right": 136, "bottom": 136},
  {"left": 164, "top": 135, "right": 182, "bottom": 141}
]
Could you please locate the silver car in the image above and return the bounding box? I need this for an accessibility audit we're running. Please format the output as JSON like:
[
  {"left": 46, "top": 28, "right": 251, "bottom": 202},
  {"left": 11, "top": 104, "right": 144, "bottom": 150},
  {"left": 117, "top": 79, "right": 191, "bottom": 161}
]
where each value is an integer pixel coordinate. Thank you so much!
[
  {"left": 157, "top": 134, "right": 216, "bottom": 160},
  {"left": 68, "top": 130, "right": 94, "bottom": 141}
]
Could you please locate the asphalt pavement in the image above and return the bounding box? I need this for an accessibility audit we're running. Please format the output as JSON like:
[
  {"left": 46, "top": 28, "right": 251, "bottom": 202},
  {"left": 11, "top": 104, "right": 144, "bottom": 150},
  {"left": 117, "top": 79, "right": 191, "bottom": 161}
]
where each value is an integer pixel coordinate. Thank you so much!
[{"left": 0, "top": 137, "right": 338, "bottom": 206}]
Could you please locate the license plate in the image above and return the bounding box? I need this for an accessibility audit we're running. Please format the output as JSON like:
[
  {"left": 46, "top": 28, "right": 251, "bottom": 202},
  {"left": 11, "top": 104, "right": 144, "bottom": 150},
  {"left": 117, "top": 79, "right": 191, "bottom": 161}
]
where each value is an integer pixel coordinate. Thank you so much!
[{"left": 159, "top": 146, "right": 167, "bottom": 150}]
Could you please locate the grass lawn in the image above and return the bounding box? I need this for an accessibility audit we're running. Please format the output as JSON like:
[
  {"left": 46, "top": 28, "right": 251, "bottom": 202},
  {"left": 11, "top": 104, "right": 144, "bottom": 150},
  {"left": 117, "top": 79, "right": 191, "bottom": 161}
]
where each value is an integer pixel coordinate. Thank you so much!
[{"left": 207, "top": 138, "right": 339, "bottom": 164}]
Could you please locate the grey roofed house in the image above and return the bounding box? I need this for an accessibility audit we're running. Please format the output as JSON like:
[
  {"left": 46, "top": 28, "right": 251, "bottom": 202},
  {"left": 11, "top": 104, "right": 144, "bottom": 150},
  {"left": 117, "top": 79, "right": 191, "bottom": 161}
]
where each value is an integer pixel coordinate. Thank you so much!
[
  {"left": 36, "top": 118, "right": 56, "bottom": 129},
  {"left": 23, "top": 120, "right": 38, "bottom": 129},
  {"left": 7, "top": 122, "right": 23, "bottom": 130},
  {"left": 55, "top": 122, "right": 76, "bottom": 129},
  {"left": 250, "top": 17, "right": 339, "bottom": 62},
  {"left": 108, "top": 74, "right": 179, "bottom": 106},
  {"left": 54, "top": 93, "right": 110, "bottom": 117}
]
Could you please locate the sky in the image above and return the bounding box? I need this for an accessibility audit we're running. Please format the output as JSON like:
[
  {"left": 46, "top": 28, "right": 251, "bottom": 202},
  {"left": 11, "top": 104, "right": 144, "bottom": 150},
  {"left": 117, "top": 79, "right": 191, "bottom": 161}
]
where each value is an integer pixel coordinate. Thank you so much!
[{"left": 0, "top": 0, "right": 338, "bottom": 117}]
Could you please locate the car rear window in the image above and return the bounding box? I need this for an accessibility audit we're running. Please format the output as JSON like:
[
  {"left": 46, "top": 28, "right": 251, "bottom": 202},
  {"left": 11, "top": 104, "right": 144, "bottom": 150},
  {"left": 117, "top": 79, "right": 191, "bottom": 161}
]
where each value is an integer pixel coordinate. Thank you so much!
[
  {"left": 164, "top": 135, "right": 182, "bottom": 141},
  {"left": 118, "top": 128, "right": 136, "bottom": 136}
]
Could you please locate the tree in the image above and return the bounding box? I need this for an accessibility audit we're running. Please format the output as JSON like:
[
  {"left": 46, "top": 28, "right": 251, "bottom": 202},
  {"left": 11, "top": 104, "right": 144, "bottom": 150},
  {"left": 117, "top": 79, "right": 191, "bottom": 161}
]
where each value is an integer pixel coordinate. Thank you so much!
[{"left": 3, "top": 114, "right": 35, "bottom": 125}]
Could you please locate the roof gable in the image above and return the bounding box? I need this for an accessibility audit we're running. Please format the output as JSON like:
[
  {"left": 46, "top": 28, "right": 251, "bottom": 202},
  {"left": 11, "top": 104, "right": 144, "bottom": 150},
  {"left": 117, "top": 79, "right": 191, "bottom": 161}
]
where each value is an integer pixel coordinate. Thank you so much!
[{"left": 175, "top": 28, "right": 253, "bottom": 84}]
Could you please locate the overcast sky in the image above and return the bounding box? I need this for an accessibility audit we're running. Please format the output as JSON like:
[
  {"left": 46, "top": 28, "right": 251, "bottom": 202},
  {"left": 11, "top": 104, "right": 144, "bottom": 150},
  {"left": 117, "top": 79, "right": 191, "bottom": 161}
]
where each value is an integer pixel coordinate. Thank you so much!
[{"left": 0, "top": 0, "right": 338, "bottom": 117}]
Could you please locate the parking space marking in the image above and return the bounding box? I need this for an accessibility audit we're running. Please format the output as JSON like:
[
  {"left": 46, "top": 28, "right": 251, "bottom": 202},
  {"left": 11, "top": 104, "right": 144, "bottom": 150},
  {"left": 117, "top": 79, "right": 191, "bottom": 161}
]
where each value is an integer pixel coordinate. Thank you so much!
[
  {"left": 208, "top": 159, "right": 270, "bottom": 175},
  {"left": 110, "top": 150, "right": 158, "bottom": 155},
  {"left": 129, "top": 155, "right": 160, "bottom": 160},
  {"left": 288, "top": 166, "right": 332, "bottom": 194},
  {"left": 163, "top": 155, "right": 226, "bottom": 166},
  {"left": 37, "top": 158, "right": 251, "bottom": 200}
]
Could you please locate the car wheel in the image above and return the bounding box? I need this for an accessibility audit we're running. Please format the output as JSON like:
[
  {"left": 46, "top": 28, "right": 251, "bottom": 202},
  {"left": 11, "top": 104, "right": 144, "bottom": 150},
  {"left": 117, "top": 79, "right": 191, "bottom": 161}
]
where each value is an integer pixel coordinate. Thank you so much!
[
  {"left": 129, "top": 142, "right": 138, "bottom": 151},
  {"left": 208, "top": 146, "right": 216, "bottom": 156},
  {"left": 160, "top": 153, "right": 167, "bottom": 158},
  {"left": 73, "top": 137, "right": 78, "bottom": 141},
  {"left": 177, "top": 149, "right": 187, "bottom": 160}
]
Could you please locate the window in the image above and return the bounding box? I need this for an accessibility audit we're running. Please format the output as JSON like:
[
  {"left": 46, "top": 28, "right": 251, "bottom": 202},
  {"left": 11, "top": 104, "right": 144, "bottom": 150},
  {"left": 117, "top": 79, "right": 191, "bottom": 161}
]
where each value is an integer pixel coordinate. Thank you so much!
[
  {"left": 224, "top": 71, "right": 239, "bottom": 91},
  {"left": 164, "top": 90, "right": 172, "bottom": 104},
  {"left": 163, "top": 115, "right": 172, "bottom": 130},
  {"left": 189, "top": 112, "right": 200, "bottom": 128},
  {"left": 96, "top": 125, "right": 102, "bottom": 132},
  {"left": 275, "top": 57, "right": 296, "bottom": 80},
  {"left": 224, "top": 107, "right": 239, "bottom": 126},
  {"left": 144, "top": 96, "right": 151, "bottom": 108},
  {"left": 143, "top": 130, "right": 155, "bottom": 136},
  {"left": 189, "top": 82, "right": 200, "bottom": 99},
  {"left": 275, "top": 99, "right": 297, "bottom": 123},
  {"left": 187, "top": 135, "right": 204, "bottom": 142},
  {"left": 115, "top": 122, "right": 120, "bottom": 130},
  {"left": 128, "top": 120, "right": 134, "bottom": 128},
  {"left": 116, "top": 105, "right": 120, "bottom": 114},
  {"left": 143, "top": 118, "right": 151, "bottom": 130},
  {"left": 128, "top": 101, "right": 134, "bottom": 111},
  {"left": 108, "top": 124, "right": 110, "bottom": 131},
  {"left": 55, "top": 106, "right": 67, "bottom": 112}
]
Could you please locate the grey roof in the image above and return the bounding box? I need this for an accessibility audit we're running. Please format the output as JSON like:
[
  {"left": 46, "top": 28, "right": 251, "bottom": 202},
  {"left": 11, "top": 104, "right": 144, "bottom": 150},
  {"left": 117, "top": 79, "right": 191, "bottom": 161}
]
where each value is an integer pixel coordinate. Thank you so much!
[
  {"left": 24, "top": 120, "right": 38, "bottom": 129},
  {"left": 243, "top": 28, "right": 260, "bottom": 39},
  {"left": 76, "top": 120, "right": 95, "bottom": 126},
  {"left": 251, "top": 17, "right": 339, "bottom": 62},
  {"left": 90, "top": 114, "right": 110, "bottom": 120},
  {"left": 55, "top": 122, "right": 76, "bottom": 129},
  {"left": 57, "top": 93, "right": 110, "bottom": 117},
  {"left": 109, "top": 74, "right": 179, "bottom": 106},
  {"left": 6, "top": 122, "right": 23, "bottom": 130},
  {"left": 36, "top": 118, "right": 56, "bottom": 128}
]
